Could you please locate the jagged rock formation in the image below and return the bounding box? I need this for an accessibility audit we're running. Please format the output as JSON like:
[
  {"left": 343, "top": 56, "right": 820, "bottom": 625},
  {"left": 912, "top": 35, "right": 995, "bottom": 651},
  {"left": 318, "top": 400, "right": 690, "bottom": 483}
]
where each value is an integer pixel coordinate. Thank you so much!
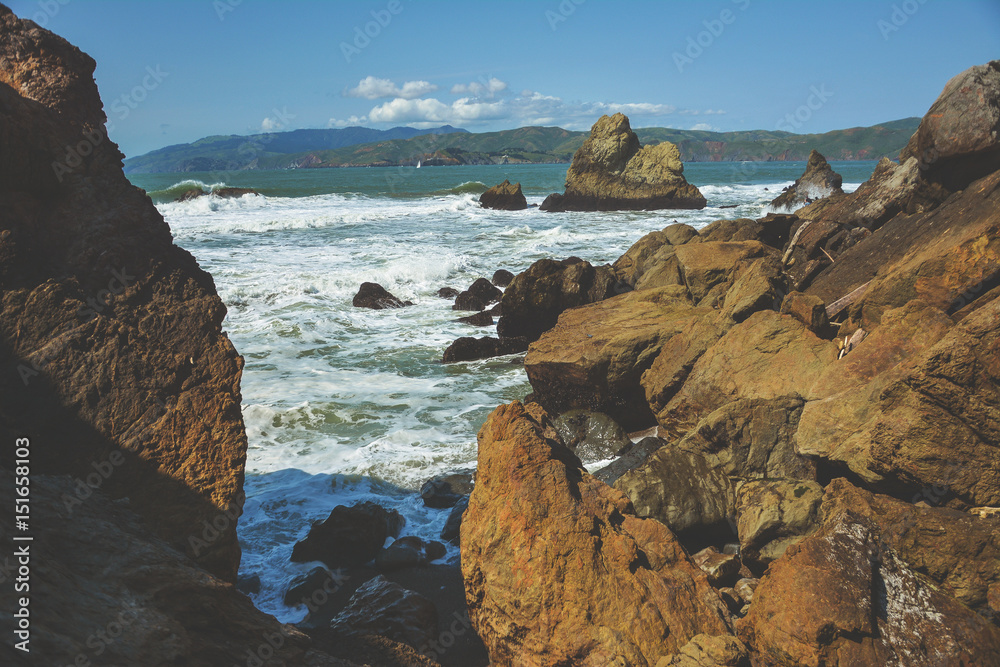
[
  {"left": 478, "top": 179, "right": 527, "bottom": 210},
  {"left": 769, "top": 149, "right": 843, "bottom": 210},
  {"left": 540, "top": 113, "right": 707, "bottom": 211},
  {"left": 0, "top": 3, "right": 246, "bottom": 581},
  {"left": 462, "top": 402, "right": 731, "bottom": 666}
]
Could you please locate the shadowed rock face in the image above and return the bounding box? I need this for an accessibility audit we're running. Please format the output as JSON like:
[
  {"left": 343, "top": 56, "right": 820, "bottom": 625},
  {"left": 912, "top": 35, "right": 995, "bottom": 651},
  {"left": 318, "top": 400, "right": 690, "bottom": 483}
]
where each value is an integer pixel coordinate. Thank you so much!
[
  {"left": 540, "top": 113, "right": 707, "bottom": 211},
  {"left": 0, "top": 5, "right": 246, "bottom": 580}
]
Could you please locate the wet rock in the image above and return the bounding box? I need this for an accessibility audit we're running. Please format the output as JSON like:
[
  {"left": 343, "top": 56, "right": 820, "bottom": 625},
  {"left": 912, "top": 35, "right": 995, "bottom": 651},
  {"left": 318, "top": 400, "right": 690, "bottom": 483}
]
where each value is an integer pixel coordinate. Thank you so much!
[
  {"left": 237, "top": 573, "right": 261, "bottom": 596},
  {"left": 735, "top": 479, "right": 824, "bottom": 570},
  {"left": 440, "top": 495, "right": 468, "bottom": 544},
  {"left": 375, "top": 536, "right": 447, "bottom": 571},
  {"left": 353, "top": 282, "right": 412, "bottom": 309},
  {"left": 291, "top": 501, "right": 405, "bottom": 568},
  {"left": 419, "top": 470, "right": 474, "bottom": 508},
  {"left": 462, "top": 402, "right": 731, "bottom": 664},
  {"left": 540, "top": 113, "right": 707, "bottom": 211},
  {"left": 437, "top": 286, "right": 460, "bottom": 298},
  {"left": 453, "top": 277, "right": 502, "bottom": 311},
  {"left": 770, "top": 150, "right": 844, "bottom": 210},
  {"left": 284, "top": 566, "right": 343, "bottom": 606},
  {"left": 329, "top": 575, "right": 438, "bottom": 650},
  {"left": 496, "top": 256, "right": 626, "bottom": 342},
  {"left": 441, "top": 335, "right": 529, "bottom": 363},
  {"left": 479, "top": 179, "right": 527, "bottom": 210},
  {"left": 491, "top": 268, "right": 515, "bottom": 286},
  {"left": 456, "top": 311, "right": 493, "bottom": 326},
  {"left": 551, "top": 409, "right": 632, "bottom": 463}
]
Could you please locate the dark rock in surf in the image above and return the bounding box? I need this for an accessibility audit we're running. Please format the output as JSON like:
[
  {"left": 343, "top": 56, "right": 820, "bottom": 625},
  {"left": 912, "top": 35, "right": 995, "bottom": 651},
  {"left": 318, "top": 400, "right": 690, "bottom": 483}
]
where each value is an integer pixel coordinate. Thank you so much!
[
  {"left": 479, "top": 179, "right": 527, "bottom": 210},
  {"left": 453, "top": 277, "right": 503, "bottom": 311},
  {"left": 437, "top": 286, "right": 460, "bottom": 299},
  {"left": 420, "top": 470, "right": 475, "bottom": 508},
  {"left": 456, "top": 311, "right": 494, "bottom": 326},
  {"left": 291, "top": 501, "right": 405, "bottom": 568},
  {"left": 441, "top": 336, "right": 530, "bottom": 363},
  {"left": 375, "top": 536, "right": 447, "bottom": 571},
  {"left": 353, "top": 282, "right": 412, "bottom": 309},
  {"left": 491, "top": 269, "right": 515, "bottom": 287}
]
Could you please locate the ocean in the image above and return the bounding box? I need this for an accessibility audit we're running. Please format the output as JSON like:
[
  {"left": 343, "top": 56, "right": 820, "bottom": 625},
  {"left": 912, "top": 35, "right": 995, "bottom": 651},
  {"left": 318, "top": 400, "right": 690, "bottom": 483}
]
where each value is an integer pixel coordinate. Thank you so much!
[{"left": 128, "top": 160, "right": 877, "bottom": 622}]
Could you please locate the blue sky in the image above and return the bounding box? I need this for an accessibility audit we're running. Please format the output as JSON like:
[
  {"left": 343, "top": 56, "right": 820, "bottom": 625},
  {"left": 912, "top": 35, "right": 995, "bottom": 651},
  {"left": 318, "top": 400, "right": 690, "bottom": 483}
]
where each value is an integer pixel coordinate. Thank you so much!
[{"left": 7, "top": 0, "right": 999, "bottom": 157}]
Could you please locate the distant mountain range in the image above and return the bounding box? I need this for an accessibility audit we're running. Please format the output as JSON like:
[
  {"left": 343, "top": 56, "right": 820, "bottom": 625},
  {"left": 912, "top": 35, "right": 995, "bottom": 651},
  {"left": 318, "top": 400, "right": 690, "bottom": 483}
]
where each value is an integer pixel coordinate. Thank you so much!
[{"left": 123, "top": 118, "right": 922, "bottom": 174}]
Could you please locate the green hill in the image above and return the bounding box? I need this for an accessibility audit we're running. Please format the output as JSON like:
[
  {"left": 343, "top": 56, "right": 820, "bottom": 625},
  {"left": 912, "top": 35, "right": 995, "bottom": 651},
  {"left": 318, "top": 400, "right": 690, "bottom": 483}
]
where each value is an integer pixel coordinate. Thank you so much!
[{"left": 125, "top": 118, "right": 921, "bottom": 173}]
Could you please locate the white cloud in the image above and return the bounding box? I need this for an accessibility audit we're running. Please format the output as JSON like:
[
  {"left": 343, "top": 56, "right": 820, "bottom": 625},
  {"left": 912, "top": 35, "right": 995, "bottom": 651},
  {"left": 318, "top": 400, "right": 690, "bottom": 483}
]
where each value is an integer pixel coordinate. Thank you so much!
[
  {"left": 346, "top": 76, "right": 438, "bottom": 100},
  {"left": 261, "top": 117, "right": 282, "bottom": 131},
  {"left": 690, "top": 123, "right": 718, "bottom": 131},
  {"left": 328, "top": 115, "right": 368, "bottom": 128},
  {"left": 450, "top": 77, "right": 508, "bottom": 97}
]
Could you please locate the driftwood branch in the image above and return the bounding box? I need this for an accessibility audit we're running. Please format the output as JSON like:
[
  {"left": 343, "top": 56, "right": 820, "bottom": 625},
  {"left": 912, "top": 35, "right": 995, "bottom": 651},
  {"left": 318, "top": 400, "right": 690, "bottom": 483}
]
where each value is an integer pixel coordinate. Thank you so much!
[{"left": 825, "top": 280, "right": 871, "bottom": 320}]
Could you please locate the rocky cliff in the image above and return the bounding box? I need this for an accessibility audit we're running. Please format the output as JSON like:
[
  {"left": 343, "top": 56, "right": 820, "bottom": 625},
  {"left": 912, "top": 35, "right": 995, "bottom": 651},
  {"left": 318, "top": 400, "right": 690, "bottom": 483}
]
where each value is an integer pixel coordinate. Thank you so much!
[
  {"left": 540, "top": 113, "right": 707, "bottom": 212},
  {"left": 462, "top": 61, "right": 1000, "bottom": 665}
]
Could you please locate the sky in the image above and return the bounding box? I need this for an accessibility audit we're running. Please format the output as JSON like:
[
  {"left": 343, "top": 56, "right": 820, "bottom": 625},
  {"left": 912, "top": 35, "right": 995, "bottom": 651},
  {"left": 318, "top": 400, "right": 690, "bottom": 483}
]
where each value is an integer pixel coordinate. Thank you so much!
[{"left": 6, "top": 0, "right": 999, "bottom": 158}]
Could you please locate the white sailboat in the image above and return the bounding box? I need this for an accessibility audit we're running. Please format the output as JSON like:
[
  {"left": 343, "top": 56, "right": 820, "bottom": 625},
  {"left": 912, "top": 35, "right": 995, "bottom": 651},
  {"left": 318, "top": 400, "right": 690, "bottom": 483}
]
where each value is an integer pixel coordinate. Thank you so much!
[{"left": 416, "top": 159, "right": 422, "bottom": 168}]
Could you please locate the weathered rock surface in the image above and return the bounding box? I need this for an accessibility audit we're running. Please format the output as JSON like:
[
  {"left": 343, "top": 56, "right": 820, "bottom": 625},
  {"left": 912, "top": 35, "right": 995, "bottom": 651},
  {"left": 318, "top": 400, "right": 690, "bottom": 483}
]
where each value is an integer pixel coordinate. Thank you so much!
[
  {"left": 455, "top": 310, "right": 493, "bottom": 326},
  {"left": 0, "top": 472, "right": 353, "bottom": 666},
  {"left": 0, "top": 5, "right": 248, "bottom": 580},
  {"left": 462, "top": 402, "right": 731, "bottom": 666},
  {"left": 673, "top": 241, "right": 774, "bottom": 305},
  {"left": 440, "top": 496, "right": 468, "bottom": 544},
  {"left": 491, "top": 268, "right": 515, "bottom": 286},
  {"left": 735, "top": 479, "right": 824, "bottom": 569},
  {"left": 823, "top": 478, "right": 1000, "bottom": 617},
  {"left": 375, "top": 536, "right": 447, "bottom": 571},
  {"left": 496, "top": 256, "right": 626, "bottom": 342},
  {"left": 901, "top": 59, "right": 1000, "bottom": 190},
  {"left": 441, "top": 335, "right": 529, "bottom": 363},
  {"left": 738, "top": 506, "right": 1000, "bottom": 665},
  {"left": 291, "top": 501, "right": 405, "bottom": 568},
  {"left": 592, "top": 436, "right": 667, "bottom": 487},
  {"left": 329, "top": 576, "right": 438, "bottom": 650},
  {"left": 540, "top": 113, "right": 707, "bottom": 211},
  {"left": 797, "top": 298, "right": 1000, "bottom": 506},
  {"left": 612, "top": 223, "right": 698, "bottom": 288},
  {"left": 779, "top": 291, "right": 829, "bottom": 333},
  {"left": 352, "top": 282, "right": 412, "bottom": 309},
  {"left": 692, "top": 547, "right": 741, "bottom": 587},
  {"left": 648, "top": 311, "right": 837, "bottom": 436},
  {"left": 769, "top": 150, "right": 843, "bottom": 210},
  {"left": 479, "top": 179, "right": 527, "bottom": 210},
  {"left": 674, "top": 397, "right": 815, "bottom": 482},
  {"left": 655, "top": 634, "right": 750, "bottom": 667},
  {"left": 614, "top": 445, "right": 735, "bottom": 536},
  {"left": 525, "top": 286, "right": 716, "bottom": 430}
]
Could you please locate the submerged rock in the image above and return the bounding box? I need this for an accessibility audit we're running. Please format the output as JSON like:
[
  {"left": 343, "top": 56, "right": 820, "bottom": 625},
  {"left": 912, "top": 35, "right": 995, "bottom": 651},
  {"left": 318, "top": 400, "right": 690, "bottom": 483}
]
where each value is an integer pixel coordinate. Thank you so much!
[
  {"left": 441, "top": 335, "right": 529, "bottom": 363},
  {"left": 769, "top": 150, "right": 843, "bottom": 210},
  {"left": 479, "top": 179, "right": 527, "bottom": 210},
  {"left": 291, "top": 501, "right": 405, "bottom": 568},
  {"left": 540, "top": 113, "right": 707, "bottom": 211},
  {"left": 353, "top": 282, "right": 412, "bottom": 309}
]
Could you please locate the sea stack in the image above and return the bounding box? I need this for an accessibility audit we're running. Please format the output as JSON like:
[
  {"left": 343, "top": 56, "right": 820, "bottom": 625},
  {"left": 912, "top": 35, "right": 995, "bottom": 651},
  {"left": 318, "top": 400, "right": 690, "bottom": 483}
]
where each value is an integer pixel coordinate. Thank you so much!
[
  {"left": 769, "top": 149, "right": 844, "bottom": 210},
  {"left": 540, "top": 113, "right": 707, "bottom": 212},
  {"left": 479, "top": 179, "right": 528, "bottom": 210}
]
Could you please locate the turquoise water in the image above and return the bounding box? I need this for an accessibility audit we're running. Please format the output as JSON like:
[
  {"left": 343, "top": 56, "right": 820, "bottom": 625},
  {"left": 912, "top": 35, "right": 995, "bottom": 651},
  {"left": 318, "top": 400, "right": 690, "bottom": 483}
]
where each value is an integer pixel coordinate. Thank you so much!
[{"left": 128, "top": 159, "right": 879, "bottom": 621}]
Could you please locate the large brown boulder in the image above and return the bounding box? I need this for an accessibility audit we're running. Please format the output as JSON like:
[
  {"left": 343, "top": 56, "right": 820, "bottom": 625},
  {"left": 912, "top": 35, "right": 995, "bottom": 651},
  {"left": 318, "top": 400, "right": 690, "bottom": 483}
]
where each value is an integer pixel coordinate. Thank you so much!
[
  {"left": 901, "top": 60, "right": 1000, "bottom": 190},
  {"left": 769, "top": 150, "right": 844, "bottom": 211},
  {"left": 645, "top": 311, "right": 837, "bottom": 437},
  {"left": 673, "top": 241, "right": 775, "bottom": 305},
  {"left": 479, "top": 179, "right": 527, "bottom": 210},
  {"left": 612, "top": 223, "right": 699, "bottom": 288},
  {"left": 496, "top": 256, "right": 625, "bottom": 342},
  {"left": 540, "top": 113, "right": 706, "bottom": 211},
  {"left": 524, "top": 286, "right": 718, "bottom": 430},
  {"left": 462, "top": 402, "right": 732, "bottom": 666},
  {"left": 0, "top": 5, "right": 246, "bottom": 580},
  {"left": 798, "top": 297, "right": 1000, "bottom": 507},
  {"left": 738, "top": 497, "right": 1000, "bottom": 665}
]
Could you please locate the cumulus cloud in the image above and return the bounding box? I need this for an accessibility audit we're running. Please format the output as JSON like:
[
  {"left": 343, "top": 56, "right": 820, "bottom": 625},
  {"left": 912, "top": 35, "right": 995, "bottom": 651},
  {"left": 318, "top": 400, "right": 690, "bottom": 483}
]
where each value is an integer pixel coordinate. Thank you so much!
[
  {"left": 261, "top": 117, "right": 282, "bottom": 131},
  {"left": 450, "top": 77, "right": 508, "bottom": 97},
  {"left": 346, "top": 76, "right": 438, "bottom": 100},
  {"left": 329, "top": 115, "right": 369, "bottom": 128},
  {"left": 689, "top": 123, "right": 718, "bottom": 131}
]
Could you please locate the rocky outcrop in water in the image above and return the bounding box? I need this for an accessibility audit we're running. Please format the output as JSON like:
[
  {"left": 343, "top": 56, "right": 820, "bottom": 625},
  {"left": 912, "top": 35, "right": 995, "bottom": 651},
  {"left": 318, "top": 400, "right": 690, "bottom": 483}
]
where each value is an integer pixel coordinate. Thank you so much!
[
  {"left": 769, "top": 149, "right": 843, "bottom": 210},
  {"left": 479, "top": 179, "right": 527, "bottom": 210},
  {"left": 352, "top": 282, "right": 412, "bottom": 309},
  {"left": 540, "top": 113, "right": 707, "bottom": 211}
]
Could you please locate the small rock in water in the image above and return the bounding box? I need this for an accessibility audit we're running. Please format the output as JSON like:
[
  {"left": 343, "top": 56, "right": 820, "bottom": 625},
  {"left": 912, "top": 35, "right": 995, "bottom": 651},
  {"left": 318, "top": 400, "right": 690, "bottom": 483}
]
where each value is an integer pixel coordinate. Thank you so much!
[
  {"left": 420, "top": 470, "right": 475, "bottom": 508},
  {"left": 353, "top": 282, "right": 412, "bottom": 309},
  {"left": 375, "top": 536, "right": 447, "bottom": 571},
  {"left": 479, "top": 180, "right": 528, "bottom": 210},
  {"left": 441, "top": 336, "right": 529, "bottom": 363},
  {"left": 284, "top": 566, "right": 340, "bottom": 606},
  {"left": 440, "top": 496, "right": 469, "bottom": 544},
  {"left": 492, "top": 269, "right": 515, "bottom": 287},
  {"left": 453, "top": 277, "right": 503, "bottom": 311},
  {"left": 456, "top": 311, "right": 494, "bottom": 326},
  {"left": 437, "top": 286, "right": 460, "bottom": 298},
  {"left": 290, "top": 501, "right": 405, "bottom": 568}
]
